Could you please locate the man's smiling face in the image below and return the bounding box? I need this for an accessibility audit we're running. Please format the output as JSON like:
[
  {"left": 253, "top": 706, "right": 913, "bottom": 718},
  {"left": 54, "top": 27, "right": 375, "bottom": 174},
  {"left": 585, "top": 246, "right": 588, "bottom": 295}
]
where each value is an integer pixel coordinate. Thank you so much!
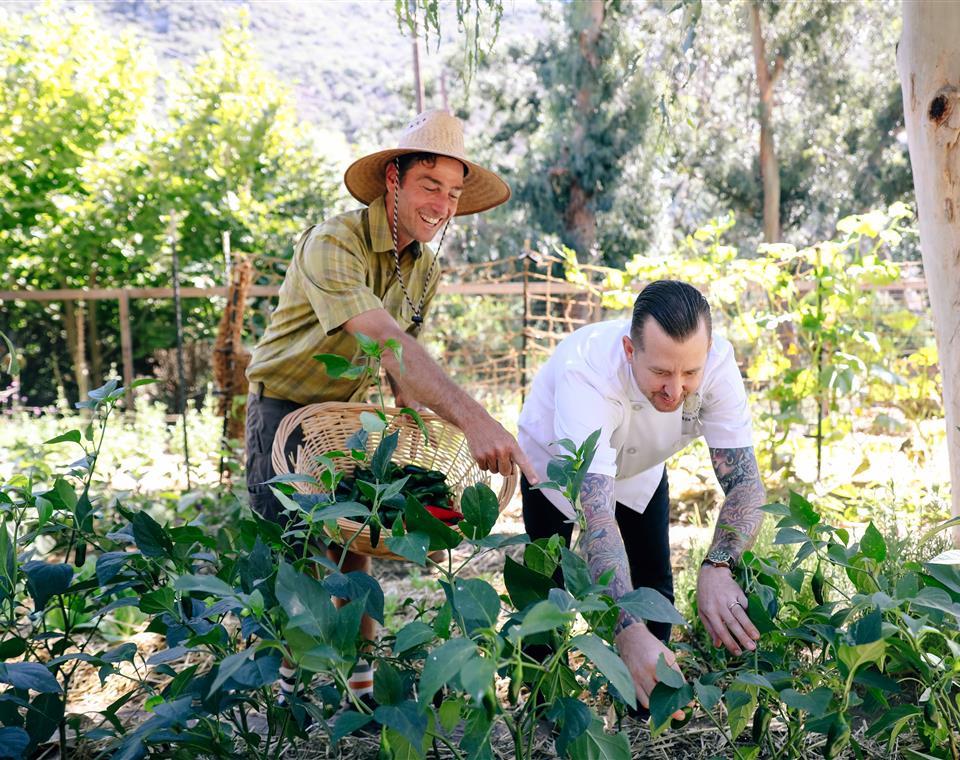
[
  {"left": 386, "top": 156, "right": 464, "bottom": 250},
  {"left": 623, "top": 316, "right": 710, "bottom": 413}
]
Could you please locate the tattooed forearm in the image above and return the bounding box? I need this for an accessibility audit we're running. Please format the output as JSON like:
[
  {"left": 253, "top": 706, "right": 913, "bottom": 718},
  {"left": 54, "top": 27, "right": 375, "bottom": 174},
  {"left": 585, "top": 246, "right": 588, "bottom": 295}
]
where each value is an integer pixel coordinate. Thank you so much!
[
  {"left": 579, "top": 472, "right": 638, "bottom": 634},
  {"left": 708, "top": 446, "right": 766, "bottom": 559}
]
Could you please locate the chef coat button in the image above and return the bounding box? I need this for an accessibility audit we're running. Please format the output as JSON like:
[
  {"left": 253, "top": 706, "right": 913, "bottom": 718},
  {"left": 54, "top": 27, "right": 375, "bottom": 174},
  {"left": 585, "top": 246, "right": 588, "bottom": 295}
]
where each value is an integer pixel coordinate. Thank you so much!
[
  {"left": 627, "top": 447, "right": 637, "bottom": 455},
  {"left": 631, "top": 403, "right": 642, "bottom": 411}
]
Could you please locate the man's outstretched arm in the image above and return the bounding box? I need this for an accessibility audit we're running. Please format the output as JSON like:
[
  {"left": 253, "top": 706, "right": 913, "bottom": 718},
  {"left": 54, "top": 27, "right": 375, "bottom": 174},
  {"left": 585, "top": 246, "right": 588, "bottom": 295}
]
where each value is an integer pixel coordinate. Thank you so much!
[
  {"left": 580, "top": 472, "right": 685, "bottom": 717},
  {"left": 697, "top": 446, "right": 766, "bottom": 655},
  {"left": 343, "top": 308, "right": 537, "bottom": 483}
]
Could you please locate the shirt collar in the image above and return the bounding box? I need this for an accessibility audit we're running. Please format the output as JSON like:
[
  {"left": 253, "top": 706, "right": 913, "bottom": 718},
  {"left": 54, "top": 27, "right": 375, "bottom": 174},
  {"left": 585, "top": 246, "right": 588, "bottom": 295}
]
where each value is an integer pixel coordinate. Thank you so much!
[{"left": 368, "top": 195, "right": 422, "bottom": 260}]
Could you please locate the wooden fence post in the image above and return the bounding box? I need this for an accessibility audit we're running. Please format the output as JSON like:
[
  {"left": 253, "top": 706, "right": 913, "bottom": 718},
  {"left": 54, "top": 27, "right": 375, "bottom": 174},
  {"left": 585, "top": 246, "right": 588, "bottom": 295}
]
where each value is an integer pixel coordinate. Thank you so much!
[{"left": 118, "top": 290, "right": 134, "bottom": 411}]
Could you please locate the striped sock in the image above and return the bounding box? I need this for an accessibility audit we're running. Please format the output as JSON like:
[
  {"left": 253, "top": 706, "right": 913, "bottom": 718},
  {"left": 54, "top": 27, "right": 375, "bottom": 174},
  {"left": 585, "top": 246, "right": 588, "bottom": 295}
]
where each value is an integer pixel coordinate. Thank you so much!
[
  {"left": 278, "top": 663, "right": 300, "bottom": 703},
  {"left": 347, "top": 660, "right": 374, "bottom": 700}
]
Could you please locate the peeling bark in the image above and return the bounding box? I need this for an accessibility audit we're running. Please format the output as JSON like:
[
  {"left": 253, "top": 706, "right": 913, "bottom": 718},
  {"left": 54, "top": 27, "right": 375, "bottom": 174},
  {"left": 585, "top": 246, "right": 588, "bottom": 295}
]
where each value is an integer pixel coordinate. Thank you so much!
[
  {"left": 750, "top": 2, "right": 782, "bottom": 244},
  {"left": 897, "top": 0, "right": 960, "bottom": 543},
  {"left": 565, "top": 0, "right": 604, "bottom": 259}
]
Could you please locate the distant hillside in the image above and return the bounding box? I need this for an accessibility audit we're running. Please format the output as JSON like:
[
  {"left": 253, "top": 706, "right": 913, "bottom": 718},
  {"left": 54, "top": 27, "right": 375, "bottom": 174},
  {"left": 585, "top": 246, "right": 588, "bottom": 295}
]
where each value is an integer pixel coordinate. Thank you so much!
[{"left": 7, "top": 0, "right": 545, "bottom": 145}]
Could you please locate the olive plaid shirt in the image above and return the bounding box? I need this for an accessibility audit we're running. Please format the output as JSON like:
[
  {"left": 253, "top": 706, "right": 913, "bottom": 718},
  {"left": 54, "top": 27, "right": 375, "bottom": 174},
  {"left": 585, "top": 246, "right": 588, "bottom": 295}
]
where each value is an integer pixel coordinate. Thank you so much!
[{"left": 246, "top": 196, "right": 441, "bottom": 405}]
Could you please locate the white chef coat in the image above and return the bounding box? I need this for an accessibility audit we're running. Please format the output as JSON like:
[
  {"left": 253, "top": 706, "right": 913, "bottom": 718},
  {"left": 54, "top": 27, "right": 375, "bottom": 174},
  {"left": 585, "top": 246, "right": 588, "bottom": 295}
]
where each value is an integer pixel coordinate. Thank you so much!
[{"left": 517, "top": 318, "right": 754, "bottom": 520}]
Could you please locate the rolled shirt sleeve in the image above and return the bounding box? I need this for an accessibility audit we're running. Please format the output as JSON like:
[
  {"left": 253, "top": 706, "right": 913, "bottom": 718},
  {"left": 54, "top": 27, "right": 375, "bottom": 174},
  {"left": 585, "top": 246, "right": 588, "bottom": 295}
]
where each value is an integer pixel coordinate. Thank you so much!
[{"left": 297, "top": 233, "right": 383, "bottom": 336}]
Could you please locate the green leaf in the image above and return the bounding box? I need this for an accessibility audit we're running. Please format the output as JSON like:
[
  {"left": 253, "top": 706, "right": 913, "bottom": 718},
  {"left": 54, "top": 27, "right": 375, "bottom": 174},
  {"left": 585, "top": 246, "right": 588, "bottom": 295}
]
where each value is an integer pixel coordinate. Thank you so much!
[
  {"left": 385, "top": 531, "right": 430, "bottom": 566},
  {"left": 354, "top": 332, "right": 381, "bottom": 356},
  {"left": 503, "top": 556, "right": 556, "bottom": 610},
  {"left": 403, "top": 496, "right": 461, "bottom": 551},
  {"left": 864, "top": 704, "right": 921, "bottom": 745},
  {"left": 524, "top": 540, "right": 559, "bottom": 577},
  {"left": 617, "top": 587, "right": 686, "bottom": 626},
  {"left": 0, "top": 728, "right": 29, "bottom": 759},
  {"left": 693, "top": 679, "right": 721, "bottom": 711},
  {"left": 313, "top": 353, "right": 365, "bottom": 380},
  {"left": 725, "top": 688, "right": 756, "bottom": 739},
  {"left": 130, "top": 511, "right": 174, "bottom": 559},
  {"left": 0, "top": 637, "right": 26, "bottom": 661},
  {"left": 445, "top": 578, "right": 500, "bottom": 631},
  {"left": 837, "top": 640, "right": 886, "bottom": 676},
  {"left": 859, "top": 522, "right": 886, "bottom": 562},
  {"left": 850, "top": 607, "right": 882, "bottom": 644},
  {"left": 746, "top": 594, "right": 777, "bottom": 634},
  {"left": 734, "top": 673, "right": 776, "bottom": 693},
  {"left": 419, "top": 638, "right": 477, "bottom": 703},
  {"left": 460, "top": 483, "right": 500, "bottom": 540},
  {"left": 371, "top": 430, "right": 399, "bottom": 481},
  {"left": 374, "top": 661, "right": 405, "bottom": 706},
  {"left": 360, "top": 410, "right": 387, "bottom": 433},
  {"left": 438, "top": 699, "right": 460, "bottom": 732},
  {"left": 780, "top": 687, "right": 834, "bottom": 714},
  {"left": 0, "top": 663, "right": 61, "bottom": 693},
  {"left": 519, "top": 600, "right": 575, "bottom": 637},
  {"left": 322, "top": 571, "right": 384, "bottom": 624},
  {"left": 311, "top": 500, "right": 371, "bottom": 521},
  {"left": 22, "top": 562, "right": 73, "bottom": 611},
  {"left": 174, "top": 574, "right": 235, "bottom": 598},
  {"left": 377, "top": 701, "right": 428, "bottom": 754},
  {"left": 566, "top": 717, "right": 630, "bottom": 760},
  {"left": 24, "top": 693, "right": 63, "bottom": 751},
  {"left": 649, "top": 681, "right": 693, "bottom": 731},
  {"left": 921, "top": 562, "right": 960, "bottom": 596},
  {"left": 459, "top": 655, "right": 495, "bottom": 702},
  {"left": 394, "top": 621, "right": 434, "bottom": 654},
  {"left": 787, "top": 491, "right": 820, "bottom": 530},
  {"left": 43, "top": 430, "right": 82, "bottom": 446},
  {"left": 0, "top": 331, "right": 20, "bottom": 376},
  {"left": 550, "top": 697, "right": 592, "bottom": 757},
  {"left": 331, "top": 711, "right": 374, "bottom": 744},
  {"left": 139, "top": 587, "right": 176, "bottom": 615},
  {"left": 208, "top": 648, "right": 255, "bottom": 696},
  {"left": 927, "top": 549, "right": 960, "bottom": 565},
  {"left": 571, "top": 634, "right": 635, "bottom": 709},
  {"left": 654, "top": 653, "right": 683, "bottom": 689},
  {"left": 774, "top": 527, "right": 810, "bottom": 545},
  {"left": 560, "top": 547, "right": 593, "bottom": 597}
]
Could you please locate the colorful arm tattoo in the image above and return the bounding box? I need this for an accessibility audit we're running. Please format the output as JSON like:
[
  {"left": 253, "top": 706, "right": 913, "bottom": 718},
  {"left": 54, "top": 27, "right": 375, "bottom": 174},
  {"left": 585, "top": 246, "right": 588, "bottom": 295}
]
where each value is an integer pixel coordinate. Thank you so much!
[
  {"left": 579, "top": 472, "right": 639, "bottom": 635},
  {"left": 708, "top": 446, "right": 766, "bottom": 561}
]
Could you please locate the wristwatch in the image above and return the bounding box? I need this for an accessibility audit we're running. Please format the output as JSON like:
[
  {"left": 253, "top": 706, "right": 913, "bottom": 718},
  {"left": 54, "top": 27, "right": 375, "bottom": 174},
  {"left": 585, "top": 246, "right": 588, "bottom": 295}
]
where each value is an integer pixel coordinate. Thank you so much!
[{"left": 701, "top": 547, "right": 734, "bottom": 569}]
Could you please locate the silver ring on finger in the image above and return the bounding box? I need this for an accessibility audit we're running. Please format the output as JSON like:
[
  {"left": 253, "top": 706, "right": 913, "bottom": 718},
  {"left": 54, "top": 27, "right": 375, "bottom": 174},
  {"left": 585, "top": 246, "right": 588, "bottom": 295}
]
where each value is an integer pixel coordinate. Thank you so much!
[{"left": 728, "top": 601, "right": 742, "bottom": 611}]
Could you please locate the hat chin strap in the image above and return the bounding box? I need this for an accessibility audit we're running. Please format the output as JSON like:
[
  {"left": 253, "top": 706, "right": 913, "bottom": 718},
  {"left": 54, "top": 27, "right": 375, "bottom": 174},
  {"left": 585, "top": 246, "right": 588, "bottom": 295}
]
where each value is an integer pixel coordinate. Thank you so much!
[{"left": 390, "top": 157, "right": 447, "bottom": 327}]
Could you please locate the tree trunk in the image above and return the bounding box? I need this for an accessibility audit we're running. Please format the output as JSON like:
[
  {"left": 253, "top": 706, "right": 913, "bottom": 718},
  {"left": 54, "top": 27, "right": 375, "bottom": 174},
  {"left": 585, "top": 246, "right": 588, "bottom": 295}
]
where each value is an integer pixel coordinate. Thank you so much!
[
  {"left": 897, "top": 0, "right": 960, "bottom": 544},
  {"left": 749, "top": 2, "right": 783, "bottom": 244},
  {"left": 63, "top": 299, "right": 89, "bottom": 403},
  {"left": 88, "top": 299, "right": 103, "bottom": 389},
  {"left": 564, "top": 0, "right": 604, "bottom": 258}
]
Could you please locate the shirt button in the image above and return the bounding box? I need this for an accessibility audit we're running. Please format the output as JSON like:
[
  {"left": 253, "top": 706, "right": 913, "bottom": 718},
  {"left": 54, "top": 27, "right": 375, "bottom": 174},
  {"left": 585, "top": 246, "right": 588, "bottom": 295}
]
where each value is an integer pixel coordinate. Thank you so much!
[
  {"left": 627, "top": 447, "right": 637, "bottom": 455},
  {"left": 631, "top": 403, "right": 642, "bottom": 411}
]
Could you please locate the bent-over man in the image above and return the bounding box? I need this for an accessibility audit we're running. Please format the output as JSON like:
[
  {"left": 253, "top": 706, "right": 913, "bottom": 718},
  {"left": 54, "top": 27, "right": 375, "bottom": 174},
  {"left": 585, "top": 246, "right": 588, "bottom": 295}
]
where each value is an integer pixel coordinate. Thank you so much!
[{"left": 518, "top": 279, "right": 766, "bottom": 718}]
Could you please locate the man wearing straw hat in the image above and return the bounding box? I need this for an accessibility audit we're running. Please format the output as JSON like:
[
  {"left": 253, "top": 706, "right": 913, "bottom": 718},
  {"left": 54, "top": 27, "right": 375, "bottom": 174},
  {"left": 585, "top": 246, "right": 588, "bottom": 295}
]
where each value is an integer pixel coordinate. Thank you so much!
[{"left": 246, "top": 110, "right": 536, "bottom": 709}]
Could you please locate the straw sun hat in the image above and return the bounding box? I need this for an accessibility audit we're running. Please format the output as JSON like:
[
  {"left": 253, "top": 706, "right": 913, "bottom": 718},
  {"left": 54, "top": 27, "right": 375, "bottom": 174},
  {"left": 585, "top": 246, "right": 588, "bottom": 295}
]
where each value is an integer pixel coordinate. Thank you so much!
[{"left": 344, "top": 110, "right": 511, "bottom": 216}]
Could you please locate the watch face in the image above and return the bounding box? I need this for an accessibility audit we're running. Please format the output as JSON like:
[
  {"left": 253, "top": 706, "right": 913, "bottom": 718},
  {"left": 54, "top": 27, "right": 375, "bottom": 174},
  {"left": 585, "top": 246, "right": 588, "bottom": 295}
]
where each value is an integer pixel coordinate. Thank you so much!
[{"left": 707, "top": 548, "right": 732, "bottom": 565}]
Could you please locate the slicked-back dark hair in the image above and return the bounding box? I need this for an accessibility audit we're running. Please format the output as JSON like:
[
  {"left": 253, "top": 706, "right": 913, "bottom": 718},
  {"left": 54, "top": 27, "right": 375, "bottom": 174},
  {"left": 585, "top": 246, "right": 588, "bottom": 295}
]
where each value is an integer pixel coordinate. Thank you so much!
[
  {"left": 396, "top": 152, "right": 468, "bottom": 184},
  {"left": 630, "top": 280, "right": 712, "bottom": 349}
]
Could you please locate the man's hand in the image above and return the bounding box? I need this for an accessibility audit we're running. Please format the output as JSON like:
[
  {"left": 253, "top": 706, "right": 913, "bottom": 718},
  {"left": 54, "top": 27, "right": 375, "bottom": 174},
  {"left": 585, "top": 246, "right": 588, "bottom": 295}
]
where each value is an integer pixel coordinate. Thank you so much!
[
  {"left": 463, "top": 414, "right": 538, "bottom": 484},
  {"left": 696, "top": 564, "right": 760, "bottom": 655},
  {"left": 615, "top": 623, "right": 688, "bottom": 718}
]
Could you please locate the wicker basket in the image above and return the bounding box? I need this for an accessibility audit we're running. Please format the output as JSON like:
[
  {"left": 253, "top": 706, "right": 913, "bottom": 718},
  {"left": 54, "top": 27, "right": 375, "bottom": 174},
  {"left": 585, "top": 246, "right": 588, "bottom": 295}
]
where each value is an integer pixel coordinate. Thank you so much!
[{"left": 270, "top": 401, "right": 517, "bottom": 561}]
